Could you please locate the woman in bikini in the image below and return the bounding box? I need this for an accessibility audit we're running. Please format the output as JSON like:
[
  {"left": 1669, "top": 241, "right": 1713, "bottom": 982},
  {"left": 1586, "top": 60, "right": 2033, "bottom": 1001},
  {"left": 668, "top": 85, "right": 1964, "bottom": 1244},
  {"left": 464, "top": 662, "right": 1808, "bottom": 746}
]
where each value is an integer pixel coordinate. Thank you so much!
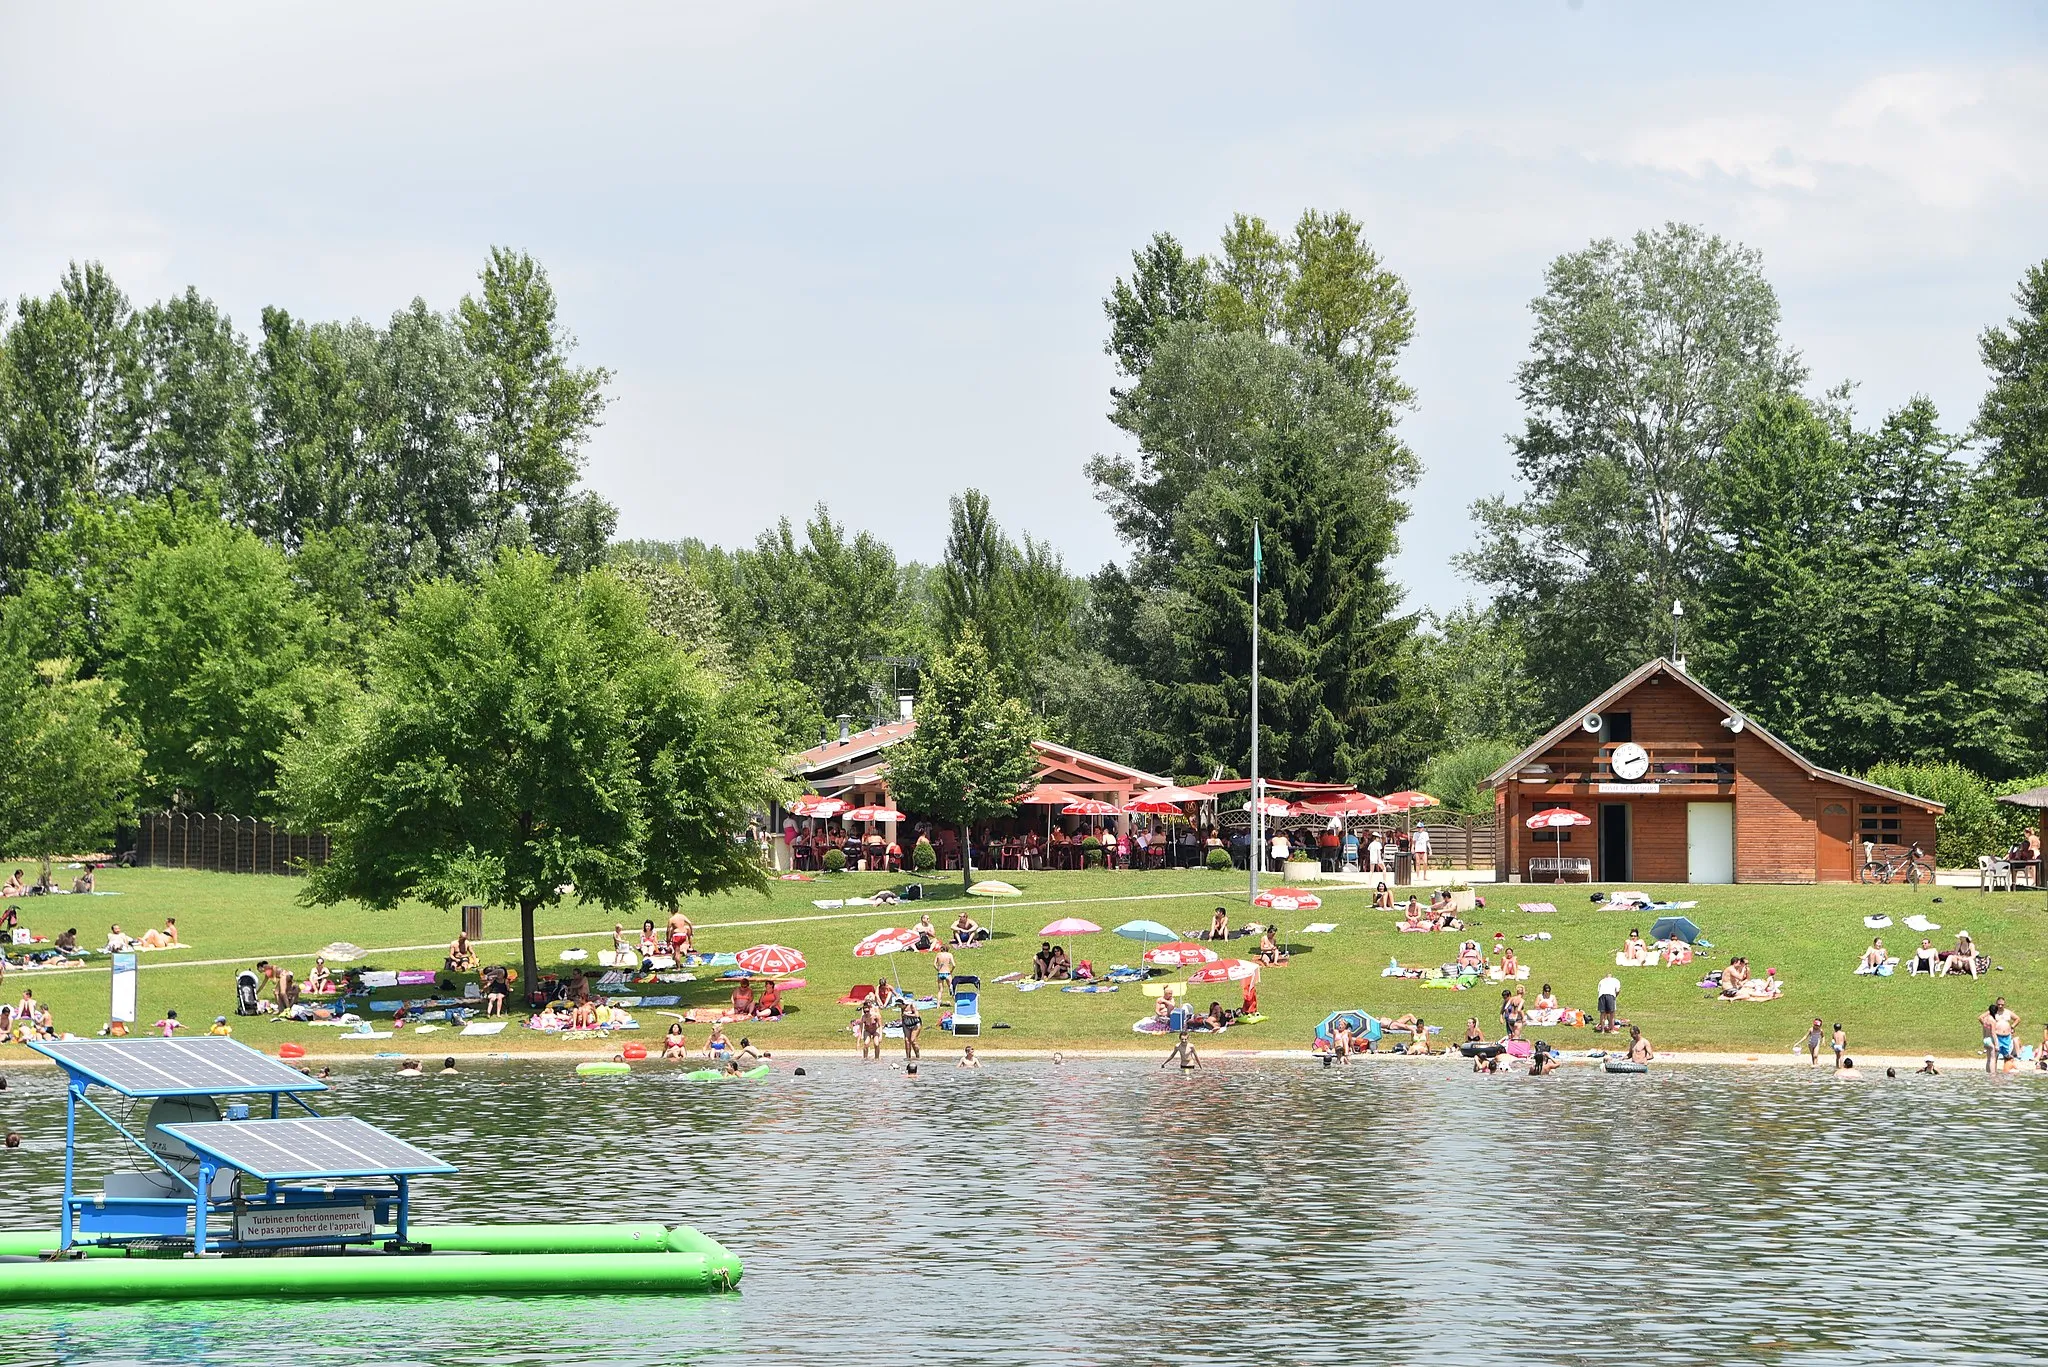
[
  {"left": 1401, "top": 899, "right": 1427, "bottom": 931},
  {"left": 1256, "top": 929, "right": 1285, "bottom": 966},
  {"left": 1373, "top": 882, "right": 1394, "bottom": 911},
  {"left": 1534, "top": 983, "right": 1558, "bottom": 1012},
  {"left": 663, "top": 1022, "right": 689, "bottom": 1058},
  {"left": 1207, "top": 906, "right": 1230, "bottom": 941}
]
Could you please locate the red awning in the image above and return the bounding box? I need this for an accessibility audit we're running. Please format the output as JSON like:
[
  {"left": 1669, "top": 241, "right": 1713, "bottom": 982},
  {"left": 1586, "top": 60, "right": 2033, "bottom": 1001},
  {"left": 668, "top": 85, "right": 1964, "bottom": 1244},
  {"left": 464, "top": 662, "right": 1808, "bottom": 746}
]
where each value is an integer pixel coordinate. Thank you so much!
[
  {"left": 1194, "top": 779, "right": 1362, "bottom": 796},
  {"left": 1015, "top": 785, "right": 1083, "bottom": 805}
]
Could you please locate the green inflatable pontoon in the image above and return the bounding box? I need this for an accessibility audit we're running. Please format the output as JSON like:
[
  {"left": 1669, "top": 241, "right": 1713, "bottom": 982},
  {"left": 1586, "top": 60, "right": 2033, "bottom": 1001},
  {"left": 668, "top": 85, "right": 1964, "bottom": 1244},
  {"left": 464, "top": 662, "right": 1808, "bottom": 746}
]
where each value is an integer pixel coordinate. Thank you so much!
[{"left": 1, "top": 1038, "right": 742, "bottom": 1303}]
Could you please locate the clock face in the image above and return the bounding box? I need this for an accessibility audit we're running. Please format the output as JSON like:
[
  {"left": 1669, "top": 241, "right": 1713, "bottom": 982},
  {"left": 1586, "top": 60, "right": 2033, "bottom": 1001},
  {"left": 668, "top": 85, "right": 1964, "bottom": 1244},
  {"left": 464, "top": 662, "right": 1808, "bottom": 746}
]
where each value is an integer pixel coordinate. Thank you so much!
[{"left": 1611, "top": 742, "right": 1650, "bottom": 781}]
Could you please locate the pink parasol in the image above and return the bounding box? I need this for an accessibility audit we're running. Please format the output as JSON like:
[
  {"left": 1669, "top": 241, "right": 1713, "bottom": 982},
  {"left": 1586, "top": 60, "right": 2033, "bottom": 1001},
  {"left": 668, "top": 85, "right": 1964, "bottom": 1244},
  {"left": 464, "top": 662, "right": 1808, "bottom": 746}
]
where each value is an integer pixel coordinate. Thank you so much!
[
  {"left": 1187, "top": 957, "right": 1260, "bottom": 984},
  {"left": 1140, "top": 785, "right": 1213, "bottom": 804},
  {"left": 1300, "top": 794, "right": 1391, "bottom": 817},
  {"left": 1143, "top": 941, "right": 1220, "bottom": 967},
  {"left": 841, "top": 805, "right": 906, "bottom": 823},
  {"left": 735, "top": 943, "right": 807, "bottom": 976},
  {"left": 1252, "top": 886, "right": 1322, "bottom": 911},
  {"left": 1039, "top": 917, "right": 1102, "bottom": 937}
]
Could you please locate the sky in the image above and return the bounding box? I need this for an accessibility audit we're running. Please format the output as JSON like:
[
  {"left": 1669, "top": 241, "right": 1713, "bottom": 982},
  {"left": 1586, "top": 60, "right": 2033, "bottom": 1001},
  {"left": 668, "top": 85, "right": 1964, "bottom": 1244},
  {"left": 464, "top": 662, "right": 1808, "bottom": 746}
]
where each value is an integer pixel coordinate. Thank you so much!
[{"left": 3, "top": 2, "right": 2045, "bottom": 613}]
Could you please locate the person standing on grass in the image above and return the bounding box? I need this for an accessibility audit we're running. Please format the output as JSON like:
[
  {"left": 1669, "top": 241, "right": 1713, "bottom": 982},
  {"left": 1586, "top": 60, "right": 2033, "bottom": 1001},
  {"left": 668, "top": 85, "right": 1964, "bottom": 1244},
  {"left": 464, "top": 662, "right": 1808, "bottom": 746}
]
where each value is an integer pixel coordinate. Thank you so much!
[
  {"left": 1596, "top": 974, "right": 1620, "bottom": 1034},
  {"left": 1832, "top": 1022, "right": 1847, "bottom": 1070}
]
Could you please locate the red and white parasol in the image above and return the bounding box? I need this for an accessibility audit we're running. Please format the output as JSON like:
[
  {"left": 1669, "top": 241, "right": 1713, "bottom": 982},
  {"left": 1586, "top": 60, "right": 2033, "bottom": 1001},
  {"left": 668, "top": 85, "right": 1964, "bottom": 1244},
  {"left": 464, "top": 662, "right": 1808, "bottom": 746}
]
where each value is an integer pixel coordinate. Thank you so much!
[
  {"left": 852, "top": 928, "right": 917, "bottom": 958},
  {"left": 1060, "top": 800, "right": 1122, "bottom": 817},
  {"left": 735, "top": 943, "right": 807, "bottom": 976},
  {"left": 1524, "top": 807, "right": 1592, "bottom": 830},
  {"left": 1251, "top": 886, "right": 1322, "bottom": 911},
  {"left": 787, "top": 795, "right": 848, "bottom": 818},
  {"left": 1143, "top": 941, "right": 1220, "bottom": 967},
  {"left": 841, "top": 805, "right": 906, "bottom": 823},
  {"left": 1382, "top": 791, "right": 1442, "bottom": 811},
  {"left": 1187, "top": 958, "right": 1261, "bottom": 984}
]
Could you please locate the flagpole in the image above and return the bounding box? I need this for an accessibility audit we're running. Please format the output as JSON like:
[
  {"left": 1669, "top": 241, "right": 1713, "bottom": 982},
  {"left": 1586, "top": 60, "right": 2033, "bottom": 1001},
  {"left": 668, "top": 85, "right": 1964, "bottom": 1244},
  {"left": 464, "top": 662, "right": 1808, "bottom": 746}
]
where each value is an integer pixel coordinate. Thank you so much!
[{"left": 1249, "top": 520, "right": 1261, "bottom": 906}]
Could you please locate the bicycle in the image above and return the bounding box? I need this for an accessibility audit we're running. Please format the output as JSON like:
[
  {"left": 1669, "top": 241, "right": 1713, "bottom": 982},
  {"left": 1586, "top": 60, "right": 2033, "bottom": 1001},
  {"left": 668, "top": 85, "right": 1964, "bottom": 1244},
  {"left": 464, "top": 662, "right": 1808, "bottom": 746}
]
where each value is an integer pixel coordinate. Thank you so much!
[{"left": 1859, "top": 843, "right": 1934, "bottom": 886}]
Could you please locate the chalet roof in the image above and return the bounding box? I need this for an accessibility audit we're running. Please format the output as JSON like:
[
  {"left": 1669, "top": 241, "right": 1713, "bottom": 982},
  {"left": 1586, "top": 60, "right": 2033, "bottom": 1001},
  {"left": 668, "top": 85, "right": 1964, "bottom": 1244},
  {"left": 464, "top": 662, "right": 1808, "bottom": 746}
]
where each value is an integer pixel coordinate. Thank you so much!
[
  {"left": 1483, "top": 659, "right": 1943, "bottom": 813},
  {"left": 789, "top": 722, "right": 1169, "bottom": 793}
]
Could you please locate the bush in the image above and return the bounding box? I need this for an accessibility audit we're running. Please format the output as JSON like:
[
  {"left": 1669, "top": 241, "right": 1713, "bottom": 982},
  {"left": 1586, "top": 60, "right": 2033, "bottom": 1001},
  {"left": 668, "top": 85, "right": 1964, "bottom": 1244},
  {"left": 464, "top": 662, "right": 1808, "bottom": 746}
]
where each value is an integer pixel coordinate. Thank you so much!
[
  {"left": 1205, "top": 847, "right": 1233, "bottom": 871},
  {"left": 1862, "top": 760, "right": 2026, "bottom": 863},
  {"left": 1081, "top": 835, "right": 1104, "bottom": 868},
  {"left": 911, "top": 838, "right": 936, "bottom": 872},
  {"left": 822, "top": 847, "right": 847, "bottom": 873},
  {"left": 1419, "top": 738, "right": 1519, "bottom": 818}
]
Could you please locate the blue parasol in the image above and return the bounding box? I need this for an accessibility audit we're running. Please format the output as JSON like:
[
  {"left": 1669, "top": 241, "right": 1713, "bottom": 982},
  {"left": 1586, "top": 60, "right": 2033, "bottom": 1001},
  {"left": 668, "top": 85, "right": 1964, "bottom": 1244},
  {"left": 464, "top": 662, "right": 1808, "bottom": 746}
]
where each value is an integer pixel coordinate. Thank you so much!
[
  {"left": 1651, "top": 915, "right": 1702, "bottom": 944},
  {"left": 1112, "top": 920, "right": 1178, "bottom": 943}
]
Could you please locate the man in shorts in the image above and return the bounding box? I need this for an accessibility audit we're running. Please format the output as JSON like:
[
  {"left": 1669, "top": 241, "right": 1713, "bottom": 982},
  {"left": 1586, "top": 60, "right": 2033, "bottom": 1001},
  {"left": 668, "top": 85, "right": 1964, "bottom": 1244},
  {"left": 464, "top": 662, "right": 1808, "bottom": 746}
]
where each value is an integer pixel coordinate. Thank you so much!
[{"left": 1596, "top": 974, "right": 1621, "bottom": 1033}]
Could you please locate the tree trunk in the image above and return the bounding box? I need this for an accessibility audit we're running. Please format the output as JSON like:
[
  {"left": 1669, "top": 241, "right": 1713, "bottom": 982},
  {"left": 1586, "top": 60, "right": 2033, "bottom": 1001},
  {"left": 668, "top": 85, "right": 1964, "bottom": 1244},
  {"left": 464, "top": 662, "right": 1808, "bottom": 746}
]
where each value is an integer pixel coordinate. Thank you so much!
[
  {"left": 520, "top": 898, "right": 540, "bottom": 1010},
  {"left": 960, "top": 819, "right": 973, "bottom": 892}
]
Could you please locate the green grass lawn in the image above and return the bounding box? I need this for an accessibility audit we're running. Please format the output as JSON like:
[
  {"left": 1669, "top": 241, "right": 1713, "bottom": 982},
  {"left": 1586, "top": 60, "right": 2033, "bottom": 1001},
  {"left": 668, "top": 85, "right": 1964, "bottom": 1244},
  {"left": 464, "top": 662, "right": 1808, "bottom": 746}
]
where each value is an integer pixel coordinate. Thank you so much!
[{"left": 2, "top": 865, "right": 2041, "bottom": 1062}]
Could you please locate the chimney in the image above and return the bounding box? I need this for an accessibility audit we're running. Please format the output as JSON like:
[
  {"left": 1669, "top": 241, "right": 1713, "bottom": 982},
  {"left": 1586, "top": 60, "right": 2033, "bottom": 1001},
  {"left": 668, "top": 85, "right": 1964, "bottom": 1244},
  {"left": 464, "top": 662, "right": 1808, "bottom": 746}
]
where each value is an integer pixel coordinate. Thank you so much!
[
  {"left": 836, "top": 714, "right": 852, "bottom": 743},
  {"left": 898, "top": 693, "right": 915, "bottom": 722}
]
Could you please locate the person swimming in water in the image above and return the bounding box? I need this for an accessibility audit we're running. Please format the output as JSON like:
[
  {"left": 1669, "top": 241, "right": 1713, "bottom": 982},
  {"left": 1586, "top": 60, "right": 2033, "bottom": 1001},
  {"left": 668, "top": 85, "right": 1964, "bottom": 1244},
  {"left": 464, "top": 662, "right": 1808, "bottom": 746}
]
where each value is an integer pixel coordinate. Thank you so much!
[{"left": 1162, "top": 1028, "right": 1201, "bottom": 1071}]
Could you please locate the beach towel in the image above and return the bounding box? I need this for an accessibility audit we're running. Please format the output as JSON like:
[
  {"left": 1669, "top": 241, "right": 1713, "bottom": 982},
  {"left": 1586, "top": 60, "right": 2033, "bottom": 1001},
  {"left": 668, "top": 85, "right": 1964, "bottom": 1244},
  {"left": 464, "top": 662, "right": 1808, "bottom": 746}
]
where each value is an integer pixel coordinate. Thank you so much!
[
  {"left": 1853, "top": 959, "right": 1898, "bottom": 976},
  {"left": 1396, "top": 923, "right": 1440, "bottom": 932},
  {"left": 1518, "top": 902, "right": 1558, "bottom": 914},
  {"left": 1863, "top": 914, "right": 1893, "bottom": 929},
  {"left": 459, "top": 1021, "right": 507, "bottom": 1036},
  {"left": 1302, "top": 923, "right": 1338, "bottom": 934},
  {"left": 1904, "top": 914, "right": 1941, "bottom": 933},
  {"left": 1062, "top": 983, "right": 1118, "bottom": 994}
]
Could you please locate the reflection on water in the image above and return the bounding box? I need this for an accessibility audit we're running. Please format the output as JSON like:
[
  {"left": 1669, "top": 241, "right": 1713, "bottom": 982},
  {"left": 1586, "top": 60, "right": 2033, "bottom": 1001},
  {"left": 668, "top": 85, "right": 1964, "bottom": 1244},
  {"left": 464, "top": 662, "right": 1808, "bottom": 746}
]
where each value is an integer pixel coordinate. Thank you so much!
[{"left": 3, "top": 1058, "right": 2043, "bottom": 1366}]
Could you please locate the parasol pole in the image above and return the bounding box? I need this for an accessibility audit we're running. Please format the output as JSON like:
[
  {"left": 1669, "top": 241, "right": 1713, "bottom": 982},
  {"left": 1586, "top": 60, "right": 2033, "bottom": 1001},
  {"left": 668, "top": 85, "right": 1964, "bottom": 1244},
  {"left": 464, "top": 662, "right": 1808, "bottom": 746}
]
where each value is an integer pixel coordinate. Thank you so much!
[{"left": 1250, "top": 519, "right": 1262, "bottom": 907}]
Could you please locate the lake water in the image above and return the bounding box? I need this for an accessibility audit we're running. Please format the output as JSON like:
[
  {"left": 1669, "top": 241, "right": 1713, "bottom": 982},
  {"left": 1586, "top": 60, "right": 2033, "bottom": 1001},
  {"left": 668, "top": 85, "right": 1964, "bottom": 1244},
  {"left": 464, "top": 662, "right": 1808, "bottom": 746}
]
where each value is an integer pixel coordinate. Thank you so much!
[{"left": 2, "top": 1056, "right": 2043, "bottom": 1366}]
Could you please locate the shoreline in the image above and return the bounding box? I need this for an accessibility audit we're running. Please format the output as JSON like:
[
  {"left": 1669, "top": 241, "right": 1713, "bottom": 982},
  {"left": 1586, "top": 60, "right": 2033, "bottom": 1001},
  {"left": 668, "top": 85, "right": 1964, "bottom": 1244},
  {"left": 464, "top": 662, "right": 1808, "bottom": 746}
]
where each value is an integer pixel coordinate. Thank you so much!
[{"left": 0, "top": 1045, "right": 2030, "bottom": 1073}]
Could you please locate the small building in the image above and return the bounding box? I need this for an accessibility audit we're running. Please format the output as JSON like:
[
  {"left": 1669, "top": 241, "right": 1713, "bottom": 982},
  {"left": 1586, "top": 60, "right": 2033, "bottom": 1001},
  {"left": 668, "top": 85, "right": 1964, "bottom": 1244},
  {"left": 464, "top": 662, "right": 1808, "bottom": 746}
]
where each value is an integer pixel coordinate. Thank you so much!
[{"left": 1485, "top": 659, "right": 1942, "bottom": 884}]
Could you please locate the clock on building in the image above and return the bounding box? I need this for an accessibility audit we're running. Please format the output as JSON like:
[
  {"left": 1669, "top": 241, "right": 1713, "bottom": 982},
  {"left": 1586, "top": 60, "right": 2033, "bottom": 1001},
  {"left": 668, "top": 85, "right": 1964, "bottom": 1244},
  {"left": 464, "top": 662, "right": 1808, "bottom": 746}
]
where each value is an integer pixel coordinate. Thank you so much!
[{"left": 1610, "top": 741, "right": 1650, "bottom": 782}]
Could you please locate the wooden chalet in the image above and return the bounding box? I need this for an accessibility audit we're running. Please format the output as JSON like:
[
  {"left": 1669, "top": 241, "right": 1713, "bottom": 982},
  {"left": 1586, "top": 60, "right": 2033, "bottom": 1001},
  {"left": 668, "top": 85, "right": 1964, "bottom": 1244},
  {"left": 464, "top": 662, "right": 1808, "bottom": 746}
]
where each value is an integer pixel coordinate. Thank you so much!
[{"left": 1486, "top": 659, "right": 1943, "bottom": 884}]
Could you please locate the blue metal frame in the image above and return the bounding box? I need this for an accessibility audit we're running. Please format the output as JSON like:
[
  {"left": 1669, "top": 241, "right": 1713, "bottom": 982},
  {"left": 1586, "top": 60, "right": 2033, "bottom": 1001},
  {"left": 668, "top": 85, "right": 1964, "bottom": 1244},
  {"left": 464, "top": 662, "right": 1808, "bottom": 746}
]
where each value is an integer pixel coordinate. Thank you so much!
[{"left": 44, "top": 1044, "right": 451, "bottom": 1256}]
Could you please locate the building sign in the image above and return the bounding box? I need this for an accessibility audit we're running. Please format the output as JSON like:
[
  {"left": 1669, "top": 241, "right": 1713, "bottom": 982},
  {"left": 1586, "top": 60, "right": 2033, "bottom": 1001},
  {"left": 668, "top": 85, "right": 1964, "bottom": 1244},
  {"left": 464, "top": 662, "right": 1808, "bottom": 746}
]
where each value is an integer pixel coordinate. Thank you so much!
[
  {"left": 234, "top": 1202, "right": 374, "bottom": 1244},
  {"left": 1597, "top": 783, "right": 1661, "bottom": 794}
]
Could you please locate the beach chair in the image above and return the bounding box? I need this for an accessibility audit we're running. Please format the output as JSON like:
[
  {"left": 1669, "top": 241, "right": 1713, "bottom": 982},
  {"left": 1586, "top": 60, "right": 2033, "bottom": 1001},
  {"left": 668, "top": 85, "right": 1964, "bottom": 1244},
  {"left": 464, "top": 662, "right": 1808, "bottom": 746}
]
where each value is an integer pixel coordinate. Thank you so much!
[{"left": 949, "top": 974, "right": 981, "bottom": 1037}]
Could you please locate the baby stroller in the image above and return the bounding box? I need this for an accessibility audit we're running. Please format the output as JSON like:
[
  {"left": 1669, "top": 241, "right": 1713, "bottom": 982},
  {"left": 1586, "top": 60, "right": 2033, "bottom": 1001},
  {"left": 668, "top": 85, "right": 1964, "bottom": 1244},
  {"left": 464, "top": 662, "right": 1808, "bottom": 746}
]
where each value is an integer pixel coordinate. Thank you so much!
[{"left": 234, "top": 970, "right": 260, "bottom": 1016}]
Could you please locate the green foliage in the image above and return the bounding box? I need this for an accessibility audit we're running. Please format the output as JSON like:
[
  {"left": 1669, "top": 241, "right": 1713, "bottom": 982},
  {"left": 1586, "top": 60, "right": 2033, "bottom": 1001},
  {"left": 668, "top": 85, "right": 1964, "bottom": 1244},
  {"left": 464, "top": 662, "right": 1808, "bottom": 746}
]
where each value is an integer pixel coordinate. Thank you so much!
[
  {"left": 1080, "top": 834, "right": 1104, "bottom": 868},
  {"left": 108, "top": 523, "right": 348, "bottom": 814},
  {"left": 1420, "top": 739, "right": 1518, "bottom": 818},
  {"left": 885, "top": 633, "right": 1038, "bottom": 886},
  {"left": 1097, "top": 322, "right": 1425, "bottom": 788},
  {"left": 911, "top": 838, "right": 936, "bottom": 872},
  {"left": 0, "top": 652, "right": 142, "bottom": 862},
  {"left": 822, "top": 847, "right": 847, "bottom": 873},
  {"left": 1863, "top": 761, "right": 2010, "bottom": 862},
  {"left": 1693, "top": 393, "right": 2042, "bottom": 777},
  {"left": 936, "top": 488, "right": 1079, "bottom": 700},
  {"left": 1204, "top": 846, "right": 1232, "bottom": 870},
  {"left": 1417, "top": 603, "right": 1547, "bottom": 749},
  {"left": 277, "top": 550, "right": 777, "bottom": 993},
  {"left": 1461, "top": 223, "right": 1806, "bottom": 717},
  {"left": 457, "top": 248, "right": 614, "bottom": 569},
  {"left": 1976, "top": 259, "right": 2048, "bottom": 765}
]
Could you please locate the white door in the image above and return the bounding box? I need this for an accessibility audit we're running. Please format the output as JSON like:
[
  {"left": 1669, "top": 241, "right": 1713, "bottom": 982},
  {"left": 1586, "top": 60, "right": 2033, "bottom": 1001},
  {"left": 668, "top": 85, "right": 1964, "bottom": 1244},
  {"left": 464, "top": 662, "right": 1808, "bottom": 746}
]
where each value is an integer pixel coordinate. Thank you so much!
[{"left": 1687, "top": 803, "right": 1734, "bottom": 884}]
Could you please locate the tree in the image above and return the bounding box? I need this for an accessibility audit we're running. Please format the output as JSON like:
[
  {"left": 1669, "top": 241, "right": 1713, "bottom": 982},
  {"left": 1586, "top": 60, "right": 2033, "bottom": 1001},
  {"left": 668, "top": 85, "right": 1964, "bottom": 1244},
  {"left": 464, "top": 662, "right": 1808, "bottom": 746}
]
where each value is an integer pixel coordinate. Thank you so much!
[
  {"left": 935, "top": 488, "right": 1079, "bottom": 702},
  {"left": 457, "top": 248, "right": 614, "bottom": 568},
  {"left": 0, "top": 650, "right": 141, "bottom": 876},
  {"left": 278, "top": 551, "right": 780, "bottom": 997},
  {"left": 108, "top": 524, "right": 346, "bottom": 813},
  {"left": 0, "top": 263, "right": 139, "bottom": 592},
  {"left": 1417, "top": 603, "right": 1548, "bottom": 751},
  {"left": 1103, "top": 231, "right": 1209, "bottom": 401},
  {"left": 1097, "top": 324, "right": 1425, "bottom": 788},
  {"left": 1461, "top": 223, "right": 1807, "bottom": 717},
  {"left": 884, "top": 632, "right": 1038, "bottom": 890},
  {"left": 1419, "top": 738, "right": 1519, "bottom": 818},
  {"left": 113, "top": 287, "right": 253, "bottom": 505},
  {"left": 1691, "top": 394, "right": 1857, "bottom": 757},
  {"left": 1977, "top": 259, "right": 2048, "bottom": 767}
]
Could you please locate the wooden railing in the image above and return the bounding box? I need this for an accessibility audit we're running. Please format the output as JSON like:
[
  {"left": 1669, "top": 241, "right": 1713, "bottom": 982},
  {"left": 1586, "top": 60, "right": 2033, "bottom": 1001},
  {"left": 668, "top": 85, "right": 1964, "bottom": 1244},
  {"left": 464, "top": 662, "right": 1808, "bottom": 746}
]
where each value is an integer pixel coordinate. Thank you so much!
[{"left": 1512, "top": 742, "right": 1735, "bottom": 788}]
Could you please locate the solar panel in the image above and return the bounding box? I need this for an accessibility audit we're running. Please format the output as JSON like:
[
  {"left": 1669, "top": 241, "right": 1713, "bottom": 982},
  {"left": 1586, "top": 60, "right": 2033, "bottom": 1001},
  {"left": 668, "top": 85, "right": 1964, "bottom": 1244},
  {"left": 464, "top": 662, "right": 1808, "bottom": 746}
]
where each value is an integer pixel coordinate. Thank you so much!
[
  {"left": 27, "top": 1038, "right": 327, "bottom": 1097},
  {"left": 157, "top": 1116, "right": 456, "bottom": 1181}
]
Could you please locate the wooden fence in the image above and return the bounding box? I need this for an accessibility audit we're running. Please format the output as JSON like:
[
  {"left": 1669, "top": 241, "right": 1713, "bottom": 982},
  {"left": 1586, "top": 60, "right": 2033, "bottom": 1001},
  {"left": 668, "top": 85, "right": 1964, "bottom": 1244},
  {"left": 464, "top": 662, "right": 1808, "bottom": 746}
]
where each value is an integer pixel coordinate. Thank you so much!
[{"left": 134, "top": 812, "right": 330, "bottom": 876}]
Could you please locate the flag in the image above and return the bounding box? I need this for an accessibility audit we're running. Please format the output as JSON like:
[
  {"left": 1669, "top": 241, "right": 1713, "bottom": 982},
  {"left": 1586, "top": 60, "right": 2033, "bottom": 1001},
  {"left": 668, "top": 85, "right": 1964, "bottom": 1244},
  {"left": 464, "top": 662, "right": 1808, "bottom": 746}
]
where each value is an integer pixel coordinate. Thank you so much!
[{"left": 1252, "top": 522, "right": 1262, "bottom": 583}]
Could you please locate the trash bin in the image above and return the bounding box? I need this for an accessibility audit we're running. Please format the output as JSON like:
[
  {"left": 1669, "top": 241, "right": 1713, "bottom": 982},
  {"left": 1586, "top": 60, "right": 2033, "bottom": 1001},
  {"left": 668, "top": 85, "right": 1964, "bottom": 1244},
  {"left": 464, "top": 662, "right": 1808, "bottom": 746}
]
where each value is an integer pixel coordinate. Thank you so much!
[{"left": 1395, "top": 851, "right": 1414, "bottom": 885}]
